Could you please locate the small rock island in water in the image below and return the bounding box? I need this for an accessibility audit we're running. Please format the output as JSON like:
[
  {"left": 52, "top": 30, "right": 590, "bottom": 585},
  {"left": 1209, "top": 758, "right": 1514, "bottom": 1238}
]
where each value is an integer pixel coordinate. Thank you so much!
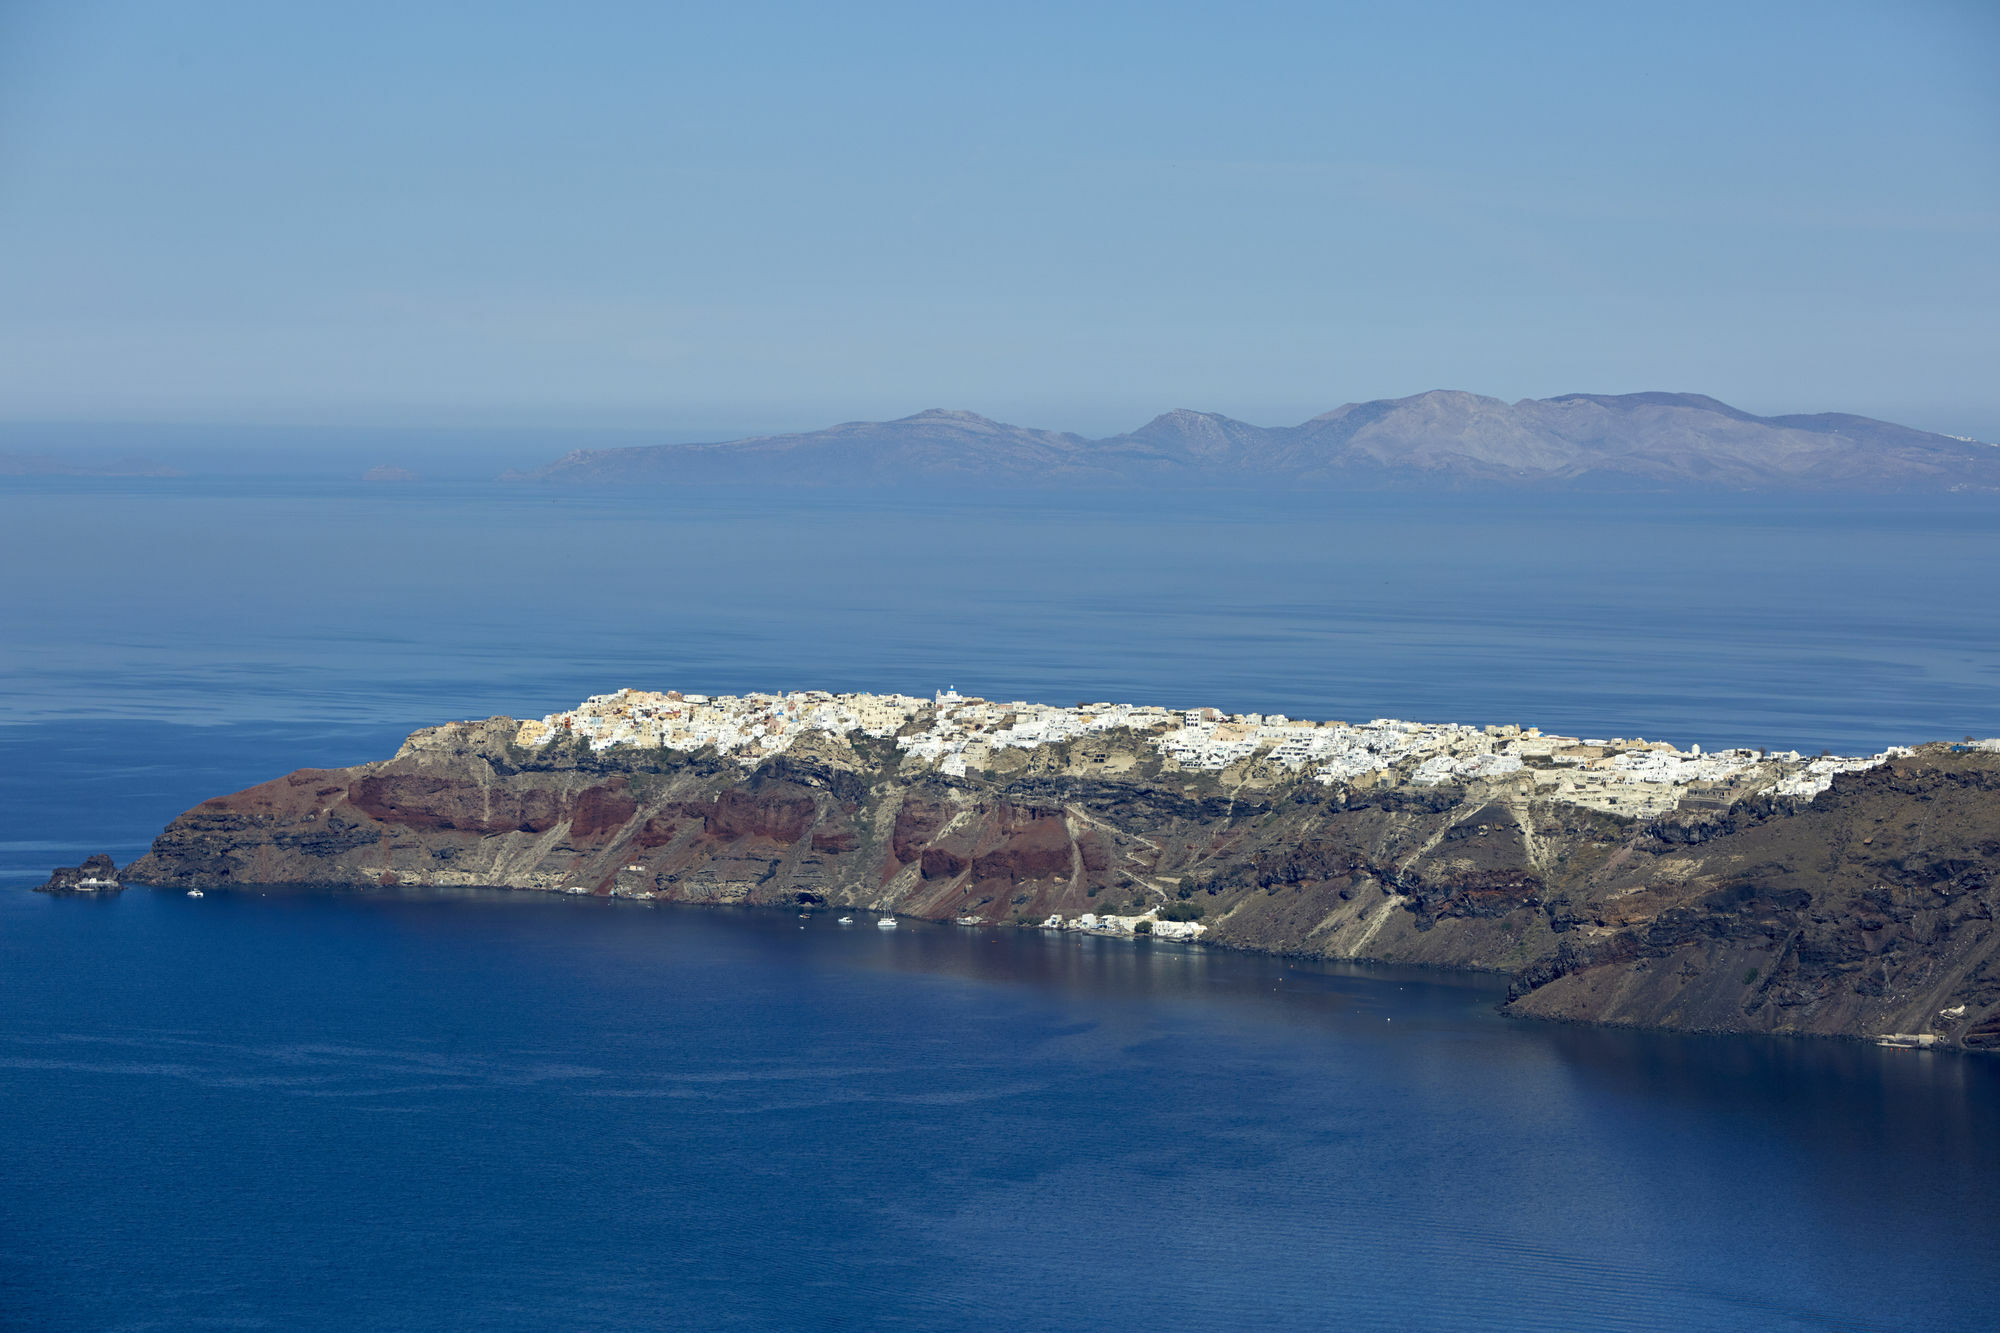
[
  {"left": 34, "top": 853, "right": 123, "bottom": 895},
  {"left": 117, "top": 687, "right": 2000, "bottom": 1052}
]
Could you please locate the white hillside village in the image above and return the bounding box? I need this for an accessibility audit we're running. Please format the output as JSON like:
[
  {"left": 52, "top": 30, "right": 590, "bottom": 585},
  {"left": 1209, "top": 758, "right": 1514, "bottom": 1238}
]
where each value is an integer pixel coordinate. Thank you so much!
[
  {"left": 514, "top": 686, "right": 1920, "bottom": 816},
  {"left": 510, "top": 686, "right": 1936, "bottom": 942}
]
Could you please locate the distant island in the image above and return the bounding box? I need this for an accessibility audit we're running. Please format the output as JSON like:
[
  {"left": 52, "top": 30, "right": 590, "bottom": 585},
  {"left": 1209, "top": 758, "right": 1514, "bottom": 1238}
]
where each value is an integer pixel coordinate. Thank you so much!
[
  {"left": 504, "top": 391, "right": 2000, "bottom": 491},
  {"left": 121, "top": 687, "right": 2000, "bottom": 1051}
]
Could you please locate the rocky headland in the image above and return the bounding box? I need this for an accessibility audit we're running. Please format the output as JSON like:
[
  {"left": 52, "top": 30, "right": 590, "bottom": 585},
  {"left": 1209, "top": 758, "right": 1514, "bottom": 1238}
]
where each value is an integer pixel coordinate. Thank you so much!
[
  {"left": 123, "top": 688, "right": 2000, "bottom": 1052},
  {"left": 35, "top": 853, "right": 123, "bottom": 894}
]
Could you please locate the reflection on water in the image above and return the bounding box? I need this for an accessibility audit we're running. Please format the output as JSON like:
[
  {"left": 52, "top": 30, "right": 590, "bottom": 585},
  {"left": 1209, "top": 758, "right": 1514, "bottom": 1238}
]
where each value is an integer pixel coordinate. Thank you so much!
[
  {"left": 4, "top": 885, "right": 1992, "bottom": 1330},
  {"left": 5, "top": 474, "right": 2000, "bottom": 1330}
]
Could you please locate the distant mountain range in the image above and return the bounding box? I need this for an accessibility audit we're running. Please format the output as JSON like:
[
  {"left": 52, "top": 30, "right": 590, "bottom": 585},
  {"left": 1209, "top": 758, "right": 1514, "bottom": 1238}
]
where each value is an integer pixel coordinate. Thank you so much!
[{"left": 504, "top": 391, "right": 2000, "bottom": 491}]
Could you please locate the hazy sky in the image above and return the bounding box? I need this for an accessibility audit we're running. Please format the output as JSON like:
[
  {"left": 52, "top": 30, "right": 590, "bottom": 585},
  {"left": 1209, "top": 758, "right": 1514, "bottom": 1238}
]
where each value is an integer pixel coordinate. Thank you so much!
[{"left": 1, "top": 0, "right": 1995, "bottom": 439}]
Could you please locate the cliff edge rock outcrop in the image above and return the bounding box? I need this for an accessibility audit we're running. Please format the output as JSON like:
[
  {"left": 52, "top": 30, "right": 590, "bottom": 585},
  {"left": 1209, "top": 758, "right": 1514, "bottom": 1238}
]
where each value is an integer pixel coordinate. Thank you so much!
[
  {"left": 122, "top": 694, "right": 2000, "bottom": 1051},
  {"left": 35, "top": 853, "right": 123, "bottom": 894}
]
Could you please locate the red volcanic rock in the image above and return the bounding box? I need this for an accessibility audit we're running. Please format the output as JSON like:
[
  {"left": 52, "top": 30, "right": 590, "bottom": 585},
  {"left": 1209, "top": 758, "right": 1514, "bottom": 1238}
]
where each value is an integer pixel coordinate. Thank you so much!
[
  {"left": 890, "top": 800, "right": 949, "bottom": 865},
  {"left": 635, "top": 800, "right": 720, "bottom": 848},
  {"left": 970, "top": 816, "right": 1073, "bottom": 883},
  {"left": 635, "top": 814, "right": 683, "bottom": 848},
  {"left": 920, "top": 846, "right": 968, "bottom": 880},
  {"left": 350, "top": 774, "right": 561, "bottom": 834},
  {"left": 571, "top": 781, "right": 638, "bottom": 839},
  {"left": 706, "top": 785, "right": 817, "bottom": 843},
  {"left": 195, "top": 768, "right": 349, "bottom": 816},
  {"left": 119, "top": 712, "right": 2000, "bottom": 1052}
]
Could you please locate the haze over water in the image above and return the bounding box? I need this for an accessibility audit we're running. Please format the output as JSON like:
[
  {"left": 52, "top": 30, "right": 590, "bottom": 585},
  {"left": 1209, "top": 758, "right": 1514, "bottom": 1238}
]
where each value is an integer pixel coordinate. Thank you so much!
[
  {"left": 5, "top": 478, "right": 1998, "bottom": 747},
  {"left": 4, "top": 475, "right": 2000, "bottom": 1329},
  {"left": 5, "top": 0, "right": 1997, "bottom": 1323}
]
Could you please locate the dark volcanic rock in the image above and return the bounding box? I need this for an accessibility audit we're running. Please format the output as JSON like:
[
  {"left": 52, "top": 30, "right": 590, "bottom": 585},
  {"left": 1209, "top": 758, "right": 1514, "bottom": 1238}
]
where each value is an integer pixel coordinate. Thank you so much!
[
  {"left": 119, "top": 718, "right": 2000, "bottom": 1051},
  {"left": 34, "top": 853, "right": 122, "bottom": 894}
]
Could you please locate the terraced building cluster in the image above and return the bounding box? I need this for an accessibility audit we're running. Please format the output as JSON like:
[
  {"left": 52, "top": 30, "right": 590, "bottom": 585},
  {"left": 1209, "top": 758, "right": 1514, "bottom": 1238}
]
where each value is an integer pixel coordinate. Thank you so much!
[
  {"left": 128, "top": 687, "right": 2000, "bottom": 1052},
  {"left": 517, "top": 687, "right": 1917, "bottom": 819}
]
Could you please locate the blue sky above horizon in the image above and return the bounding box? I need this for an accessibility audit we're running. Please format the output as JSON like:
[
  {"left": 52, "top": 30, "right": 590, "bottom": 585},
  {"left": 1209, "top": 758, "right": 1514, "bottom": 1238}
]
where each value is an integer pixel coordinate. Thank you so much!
[{"left": 0, "top": 0, "right": 1995, "bottom": 442}]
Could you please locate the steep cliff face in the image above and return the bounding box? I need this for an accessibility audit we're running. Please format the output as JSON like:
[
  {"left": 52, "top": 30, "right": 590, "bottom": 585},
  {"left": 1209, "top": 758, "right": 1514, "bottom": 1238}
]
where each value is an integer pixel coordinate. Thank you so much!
[{"left": 125, "top": 718, "right": 2000, "bottom": 1051}]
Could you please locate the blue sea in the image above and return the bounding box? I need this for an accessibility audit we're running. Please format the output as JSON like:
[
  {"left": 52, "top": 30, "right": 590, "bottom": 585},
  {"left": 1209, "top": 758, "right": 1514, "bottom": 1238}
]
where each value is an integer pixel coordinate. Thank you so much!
[{"left": 4, "top": 475, "right": 1999, "bottom": 1330}]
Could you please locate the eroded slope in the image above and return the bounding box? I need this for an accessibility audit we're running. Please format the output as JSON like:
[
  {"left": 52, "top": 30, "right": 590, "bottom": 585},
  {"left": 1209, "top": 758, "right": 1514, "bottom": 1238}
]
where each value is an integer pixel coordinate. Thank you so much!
[{"left": 125, "top": 699, "right": 2000, "bottom": 1051}]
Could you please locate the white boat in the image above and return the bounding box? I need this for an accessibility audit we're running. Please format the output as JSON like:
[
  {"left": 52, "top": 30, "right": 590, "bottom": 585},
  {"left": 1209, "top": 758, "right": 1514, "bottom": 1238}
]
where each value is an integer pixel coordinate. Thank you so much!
[
  {"left": 837, "top": 916, "right": 853, "bottom": 925},
  {"left": 186, "top": 888, "right": 204, "bottom": 898},
  {"left": 955, "top": 915, "right": 983, "bottom": 926},
  {"left": 877, "top": 916, "right": 898, "bottom": 929}
]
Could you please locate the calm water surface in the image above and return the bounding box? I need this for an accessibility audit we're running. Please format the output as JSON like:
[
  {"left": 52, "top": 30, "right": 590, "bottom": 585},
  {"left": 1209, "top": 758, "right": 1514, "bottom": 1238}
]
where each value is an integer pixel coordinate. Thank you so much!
[
  {"left": 3, "top": 480, "right": 1998, "bottom": 751},
  {"left": 4, "top": 888, "right": 1996, "bottom": 1332},
  {"left": 3, "top": 476, "right": 1998, "bottom": 1329}
]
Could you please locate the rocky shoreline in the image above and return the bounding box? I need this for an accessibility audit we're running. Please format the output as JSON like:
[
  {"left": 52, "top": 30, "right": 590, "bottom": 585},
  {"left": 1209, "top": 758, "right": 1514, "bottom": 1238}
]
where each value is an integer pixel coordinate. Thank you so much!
[
  {"left": 114, "top": 690, "right": 2000, "bottom": 1053},
  {"left": 33, "top": 853, "right": 123, "bottom": 895}
]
